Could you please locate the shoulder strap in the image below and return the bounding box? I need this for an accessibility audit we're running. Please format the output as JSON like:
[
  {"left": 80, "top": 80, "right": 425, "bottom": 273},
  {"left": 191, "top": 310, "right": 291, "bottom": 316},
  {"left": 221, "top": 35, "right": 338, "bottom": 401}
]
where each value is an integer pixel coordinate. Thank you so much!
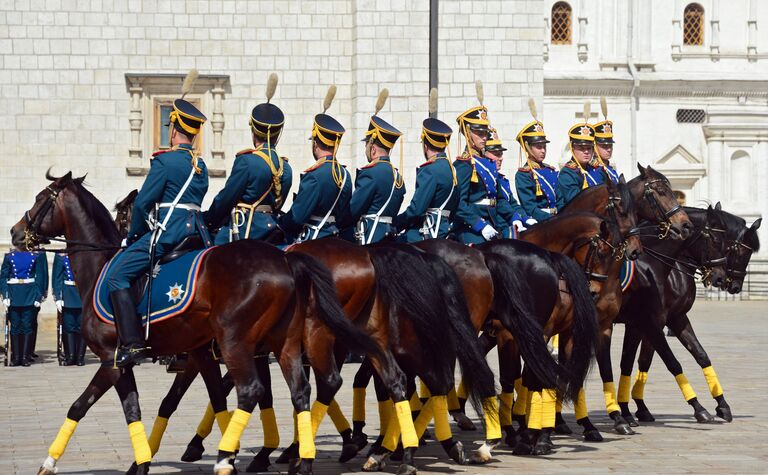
[
  {"left": 253, "top": 149, "right": 284, "bottom": 208},
  {"left": 313, "top": 166, "right": 348, "bottom": 239}
]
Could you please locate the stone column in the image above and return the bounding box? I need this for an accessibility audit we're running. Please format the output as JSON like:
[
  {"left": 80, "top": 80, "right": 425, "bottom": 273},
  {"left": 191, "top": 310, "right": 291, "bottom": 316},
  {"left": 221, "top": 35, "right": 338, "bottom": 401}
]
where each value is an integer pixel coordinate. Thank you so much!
[
  {"left": 710, "top": 0, "right": 720, "bottom": 61},
  {"left": 706, "top": 133, "right": 724, "bottom": 200},
  {"left": 128, "top": 80, "right": 143, "bottom": 165},
  {"left": 577, "top": 0, "right": 588, "bottom": 63},
  {"left": 747, "top": 0, "right": 758, "bottom": 61},
  {"left": 671, "top": 0, "right": 682, "bottom": 60},
  {"left": 210, "top": 80, "right": 225, "bottom": 162}
]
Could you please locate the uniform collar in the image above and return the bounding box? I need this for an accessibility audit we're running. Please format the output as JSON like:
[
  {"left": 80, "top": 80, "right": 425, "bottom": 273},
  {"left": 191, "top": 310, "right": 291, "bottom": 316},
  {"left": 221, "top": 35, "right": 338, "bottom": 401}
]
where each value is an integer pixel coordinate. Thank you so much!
[{"left": 176, "top": 143, "right": 194, "bottom": 151}]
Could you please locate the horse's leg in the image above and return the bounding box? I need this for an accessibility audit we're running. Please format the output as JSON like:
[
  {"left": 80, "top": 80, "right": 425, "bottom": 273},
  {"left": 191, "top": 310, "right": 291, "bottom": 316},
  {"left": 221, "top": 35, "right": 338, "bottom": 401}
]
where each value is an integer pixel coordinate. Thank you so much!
[
  {"left": 246, "top": 355, "right": 281, "bottom": 472},
  {"left": 181, "top": 371, "right": 235, "bottom": 462},
  {"left": 38, "top": 366, "right": 119, "bottom": 475},
  {"left": 365, "top": 370, "right": 393, "bottom": 459},
  {"left": 275, "top": 363, "right": 311, "bottom": 465},
  {"left": 497, "top": 335, "right": 522, "bottom": 447},
  {"left": 513, "top": 366, "right": 548, "bottom": 455},
  {"left": 595, "top": 324, "right": 635, "bottom": 435},
  {"left": 669, "top": 313, "right": 731, "bottom": 422},
  {"left": 642, "top": 321, "right": 715, "bottom": 423},
  {"left": 617, "top": 323, "right": 644, "bottom": 425},
  {"left": 351, "top": 357, "right": 375, "bottom": 450},
  {"left": 113, "top": 368, "right": 152, "bottom": 475},
  {"left": 552, "top": 333, "right": 572, "bottom": 435},
  {"left": 632, "top": 336, "right": 656, "bottom": 421}
]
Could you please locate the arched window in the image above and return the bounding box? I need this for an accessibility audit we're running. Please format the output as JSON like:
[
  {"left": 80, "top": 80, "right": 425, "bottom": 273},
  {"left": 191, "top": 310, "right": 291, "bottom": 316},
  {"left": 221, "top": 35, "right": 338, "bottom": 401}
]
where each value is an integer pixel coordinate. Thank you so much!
[
  {"left": 731, "top": 151, "right": 750, "bottom": 203},
  {"left": 683, "top": 3, "right": 704, "bottom": 46},
  {"left": 551, "top": 2, "right": 572, "bottom": 45}
]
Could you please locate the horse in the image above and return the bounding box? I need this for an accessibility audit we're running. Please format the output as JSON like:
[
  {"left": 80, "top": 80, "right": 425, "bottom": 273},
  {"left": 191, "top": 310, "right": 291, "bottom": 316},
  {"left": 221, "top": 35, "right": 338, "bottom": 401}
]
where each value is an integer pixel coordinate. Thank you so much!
[
  {"left": 618, "top": 207, "right": 760, "bottom": 425},
  {"left": 15, "top": 172, "right": 383, "bottom": 475}
]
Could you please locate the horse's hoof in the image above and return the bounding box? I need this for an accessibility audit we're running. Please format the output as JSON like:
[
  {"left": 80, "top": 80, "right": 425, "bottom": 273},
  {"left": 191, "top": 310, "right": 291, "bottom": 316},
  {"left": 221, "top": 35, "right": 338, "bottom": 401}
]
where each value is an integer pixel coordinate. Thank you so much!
[
  {"left": 447, "top": 441, "right": 466, "bottom": 465},
  {"left": 554, "top": 422, "right": 572, "bottom": 435},
  {"left": 133, "top": 462, "right": 150, "bottom": 475},
  {"left": 37, "top": 468, "right": 56, "bottom": 475},
  {"left": 635, "top": 408, "right": 655, "bottom": 422},
  {"left": 390, "top": 445, "right": 404, "bottom": 462},
  {"left": 125, "top": 462, "right": 138, "bottom": 475},
  {"left": 366, "top": 436, "right": 384, "bottom": 458},
  {"left": 694, "top": 408, "right": 715, "bottom": 423},
  {"left": 512, "top": 440, "right": 533, "bottom": 456},
  {"left": 287, "top": 458, "right": 313, "bottom": 475},
  {"left": 716, "top": 405, "right": 733, "bottom": 422},
  {"left": 504, "top": 429, "right": 519, "bottom": 448},
  {"left": 537, "top": 432, "right": 554, "bottom": 450},
  {"left": 214, "top": 461, "right": 234, "bottom": 475},
  {"left": 351, "top": 431, "right": 369, "bottom": 451},
  {"left": 470, "top": 441, "right": 494, "bottom": 464},
  {"left": 583, "top": 429, "right": 603, "bottom": 442},
  {"left": 362, "top": 453, "right": 388, "bottom": 472},
  {"left": 276, "top": 443, "right": 299, "bottom": 464},
  {"left": 246, "top": 453, "right": 271, "bottom": 473},
  {"left": 614, "top": 421, "right": 635, "bottom": 435},
  {"left": 532, "top": 442, "right": 552, "bottom": 456},
  {"left": 339, "top": 442, "right": 361, "bottom": 463},
  {"left": 396, "top": 463, "right": 418, "bottom": 475},
  {"left": 451, "top": 411, "right": 477, "bottom": 431},
  {"left": 623, "top": 413, "right": 639, "bottom": 427},
  {"left": 180, "top": 440, "right": 204, "bottom": 462}
]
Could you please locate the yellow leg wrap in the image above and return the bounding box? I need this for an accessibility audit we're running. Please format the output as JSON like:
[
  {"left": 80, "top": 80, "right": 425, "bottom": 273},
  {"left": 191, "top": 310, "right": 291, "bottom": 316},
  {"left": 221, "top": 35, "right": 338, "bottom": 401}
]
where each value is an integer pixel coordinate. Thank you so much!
[
  {"left": 632, "top": 371, "right": 648, "bottom": 400},
  {"left": 381, "top": 411, "right": 401, "bottom": 452},
  {"left": 378, "top": 400, "right": 394, "bottom": 435},
  {"left": 603, "top": 382, "right": 620, "bottom": 413},
  {"left": 526, "top": 391, "right": 543, "bottom": 430},
  {"left": 48, "top": 418, "right": 78, "bottom": 460},
  {"left": 413, "top": 398, "right": 435, "bottom": 438},
  {"left": 147, "top": 416, "right": 169, "bottom": 455},
  {"left": 394, "top": 400, "right": 419, "bottom": 448},
  {"left": 196, "top": 404, "right": 215, "bottom": 438},
  {"left": 513, "top": 384, "right": 528, "bottom": 416},
  {"left": 297, "top": 410, "right": 316, "bottom": 459},
  {"left": 292, "top": 411, "right": 299, "bottom": 443},
  {"left": 618, "top": 375, "right": 632, "bottom": 404},
  {"left": 432, "top": 396, "right": 452, "bottom": 441},
  {"left": 352, "top": 387, "right": 367, "bottom": 422},
  {"left": 215, "top": 410, "right": 232, "bottom": 435},
  {"left": 420, "top": 379, "right": 431, "bottom": 399},
  {"left": 447, "top": 386, "right": 460, "bottom": 411},
  {"left": 310, "top": 401, "right": 329, "bottom": 438},
  {"left": 127, "top": 421, "right": 152, "bottom": 465},
  {"left": 542, "top": 389, "right": 557, "bottom": 429},
  {"left": 483, "top": 396, "right": 502, "bottom": 439},
  {"left": 328, "top": 399, "right": 351, "bottom": 433},
  {"left": 702, "top": 366, "right": 724, "bottom": 398},
  {"left": 260, "top": 407, "right": 280, "bottom": 449},
  {"left": 499, "top": 392, "right": 514, "bottom": 427},
  {"left": 456, "top": 380, "right": 468, "bottom": 400},
  {"left": 556, "top": 396, "right": 563, "bottom": 414},
  {"left": 409, "top": 391, "right": 422, "bottom": 412},
  {"left": 550, "top": 334, "right": 559, "bottom": 349},
  {"left": 218, "top": 409, "right": 251, "bottom": 453},
  {"left": 574, "top": 388, "right": 588, "bottom": 420},
  {"left": 675, "top": 373, "right": 697, "bottom": 401}
]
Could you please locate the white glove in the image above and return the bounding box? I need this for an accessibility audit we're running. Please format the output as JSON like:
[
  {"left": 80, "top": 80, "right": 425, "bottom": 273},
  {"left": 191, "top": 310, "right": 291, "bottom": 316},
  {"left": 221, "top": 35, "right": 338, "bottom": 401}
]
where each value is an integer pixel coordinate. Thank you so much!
[
  {"left": 33, "top": 301, "right": 41, "bottom": 308},
  {"left": 120, "top": 238, "right": 128, "bottom": 248},
  {"left": 56, "top": 300, "right": 64, "bottom": 312},
  {"left": 525, "top": 218, "right": 538, "bottom": 227},
  {"left": 512, "top": 220, "right": 527, "bottom": 232},
  {"left": 481, "top": 224, "right": 499, "bottom": 241},
  {"left": 2, "top": 299, "right": 9, "bottom": 308}
]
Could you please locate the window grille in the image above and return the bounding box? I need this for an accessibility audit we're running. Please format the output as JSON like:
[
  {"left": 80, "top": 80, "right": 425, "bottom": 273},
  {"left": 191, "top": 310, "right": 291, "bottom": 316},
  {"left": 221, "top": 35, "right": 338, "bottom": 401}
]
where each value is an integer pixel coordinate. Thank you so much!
[
  {"left": 551, "top": 2, "right": 572, "bottom": 45},
  {"left": 683, "top": 3, "right": 704, "bottom": 46},
  {"left": 676, "top": 109, "right": 706, "bottom": 123}
]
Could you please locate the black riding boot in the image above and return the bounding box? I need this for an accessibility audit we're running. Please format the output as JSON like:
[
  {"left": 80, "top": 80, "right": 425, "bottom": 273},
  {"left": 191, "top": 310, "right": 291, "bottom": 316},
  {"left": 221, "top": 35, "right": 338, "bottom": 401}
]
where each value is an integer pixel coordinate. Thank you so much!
[
  {"left": 62, "top": 332, "right": 75, "bottom": 365},
  {"left": 9, "top": 335, "right": 23, "bottom": 366},
  {"left": 110, "top": 289, "right": 149, "bottom": 367},
  {"left": 76, "top": 333, "right": 86, "bottom": 366},
  {"left": 21, "top": 333, "right": 33, "bottom": 366}
]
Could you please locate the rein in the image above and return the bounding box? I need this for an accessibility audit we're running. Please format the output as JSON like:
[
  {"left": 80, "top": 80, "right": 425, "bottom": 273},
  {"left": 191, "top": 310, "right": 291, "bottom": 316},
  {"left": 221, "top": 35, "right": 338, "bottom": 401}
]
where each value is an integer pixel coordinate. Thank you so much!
[
  {"left": 643, "top": 225, "right": 727, "bottom": 282},
  {"left": 642, "top": 178, "right": 683, "bottom": 238}
]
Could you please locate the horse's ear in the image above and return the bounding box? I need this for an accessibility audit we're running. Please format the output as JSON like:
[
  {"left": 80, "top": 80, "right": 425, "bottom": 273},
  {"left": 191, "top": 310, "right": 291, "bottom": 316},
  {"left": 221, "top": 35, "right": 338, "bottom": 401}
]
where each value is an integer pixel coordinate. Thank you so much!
[
  {"left": 619, "top": 173, "right": 627, "bottom": 184},
  {"left": 715, "top": 201, "right": 722, "bottom": 211},
  {"left": 74, "top": 174, "right": 87, "bottom": 186},
  {"left": 62, "top": 171, "right": 72, "bottom": 183},
  {"left": 751, "top": 218, "right": 762, "bottom": 230},
  {"left": 129, "top": 189, "right": 138, "bottom": 199},
  {"left": 637, "top": 163, "right": 647, "bottom": 178}
]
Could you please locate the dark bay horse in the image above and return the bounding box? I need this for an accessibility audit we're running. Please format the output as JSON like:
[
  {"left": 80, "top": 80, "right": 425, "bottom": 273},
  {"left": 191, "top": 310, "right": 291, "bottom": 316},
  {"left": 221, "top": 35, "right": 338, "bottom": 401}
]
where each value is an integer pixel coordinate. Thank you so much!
[
  {"left": 15, "top": 173, "right": 382, "bottom": 475},
  {"left": 619, "top": 207, "right": 760, "bottom": 425}
]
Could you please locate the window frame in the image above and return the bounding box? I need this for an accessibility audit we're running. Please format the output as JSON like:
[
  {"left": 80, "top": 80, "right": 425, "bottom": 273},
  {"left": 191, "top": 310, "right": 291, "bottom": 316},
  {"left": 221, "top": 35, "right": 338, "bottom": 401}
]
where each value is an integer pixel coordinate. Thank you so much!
[
  {"left": 550, "top": 1, "right": 572, "bottom": 46},
  {"left": 151, "top": 96, "right": 204, "bottom": 154},
  {"left": 683, "top": 3, "right": 705, "bottom": 47}
]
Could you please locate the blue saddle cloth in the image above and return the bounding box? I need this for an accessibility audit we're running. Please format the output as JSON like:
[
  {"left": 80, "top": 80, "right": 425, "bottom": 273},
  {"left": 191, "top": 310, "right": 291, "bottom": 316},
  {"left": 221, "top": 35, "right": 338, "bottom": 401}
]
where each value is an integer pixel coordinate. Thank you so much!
[
  {"left": 93, "top": 248, "right": 213, "bottom": 325},
  {"left": 620, "top": 259, "right": 636, "bottom": 293}
]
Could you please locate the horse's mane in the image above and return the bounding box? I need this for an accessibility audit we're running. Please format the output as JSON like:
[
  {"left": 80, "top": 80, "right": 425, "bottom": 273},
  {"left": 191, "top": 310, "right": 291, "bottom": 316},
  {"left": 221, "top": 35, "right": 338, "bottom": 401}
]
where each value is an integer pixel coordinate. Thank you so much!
[
  {"left": 560, "top": 184, "right": 603, "bottom": 213},
  {"left": 72, "top": 180, "right": 122, "bottom": 243},
  {"left": 617, "top": 179, "right": 635, "bottom": 216}
]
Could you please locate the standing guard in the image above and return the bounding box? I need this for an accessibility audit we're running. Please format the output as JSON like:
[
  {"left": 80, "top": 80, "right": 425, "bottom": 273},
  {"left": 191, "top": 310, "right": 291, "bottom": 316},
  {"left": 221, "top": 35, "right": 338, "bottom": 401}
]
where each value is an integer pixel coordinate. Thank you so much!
[
  {"left": 346, "top": 89, "right": 406, "bottom": 244},
  {"left": 52, "top": 253, "right": 85, "bottom": 366},
  {"left": 556, "top": 101, "right": 599, "bottom": 209},
  {"left": 587, "top": 96, "right": 620, "bottom": 185},
  {"left": 104, "top": 70, "right": 210, "bottom": 368},
  {"left": 0, "top": 249, "right": 48, "bottom": 366},
  {"left": 279, "top": 85, "right": 352, "bottom": 242},
  {"left": 484, "top": 128, "right": 535, "bottom": 238},
  {"left": 452, "top": 81, "right": 502, "bottom": 244},
  {"left": 395, "top": 88, "right": 458, "bottom": 242},
  {"left": 515, "top": 98, "right": 559, "bottom": 222},
  {"left": 204, "top": 73, "right": 292, "bottom": 244}
]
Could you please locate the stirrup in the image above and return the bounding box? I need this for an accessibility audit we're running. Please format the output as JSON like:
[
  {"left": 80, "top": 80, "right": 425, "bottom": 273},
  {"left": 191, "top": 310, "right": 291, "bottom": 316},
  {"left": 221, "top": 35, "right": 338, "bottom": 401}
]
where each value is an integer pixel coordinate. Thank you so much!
[{"left": 114, "top": 344, "right": 150, "bottom": 368}]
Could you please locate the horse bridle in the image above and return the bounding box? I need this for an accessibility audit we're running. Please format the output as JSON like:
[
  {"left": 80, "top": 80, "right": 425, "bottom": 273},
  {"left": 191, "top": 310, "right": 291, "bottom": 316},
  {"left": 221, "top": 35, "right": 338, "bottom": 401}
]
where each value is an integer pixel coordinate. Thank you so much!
[
  {"left": 22, "top": 185, "right": 60, "bottom": 251},
  {"left": 723, "top": 233, "right": 754, "bottom": 282},
  {"left": 641, "top": 178, "right": 684, "bottom": 239},
  {"left": 644, "top": 223, "right": 727, "bottom": 282}
]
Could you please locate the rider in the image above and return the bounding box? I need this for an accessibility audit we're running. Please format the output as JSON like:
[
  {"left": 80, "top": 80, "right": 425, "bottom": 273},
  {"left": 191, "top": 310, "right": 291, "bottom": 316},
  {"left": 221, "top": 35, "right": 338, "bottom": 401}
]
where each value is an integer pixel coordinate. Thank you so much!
[
  {"left": 347, "top": 93, "right": 405, "bottom": 245},
  {"left": 484, "top": 128, "right": 535, "bottom": 238},
  {"left": 279, "top": 93, "right": 352, "bottom": 242},
  {"left": 556, "top": 110, "right": 599, "bottom": 209},
  {"left": 514, "top": 107, "right": 559, "bottom": 221},
  {"left": 204, "top": 77, "right": 291, "bottom": 244},
  {"left": 394, "top": 116, "right": 458, "bottom": 242},
  {"left": 52, "top": 253, "right": 85, "bottom": 366},
  {"left": 105, "top": 98, "right": 210, "bottom": 367},
  {"left": 588, "top": 98, "right": 620, "bottom": 185}
]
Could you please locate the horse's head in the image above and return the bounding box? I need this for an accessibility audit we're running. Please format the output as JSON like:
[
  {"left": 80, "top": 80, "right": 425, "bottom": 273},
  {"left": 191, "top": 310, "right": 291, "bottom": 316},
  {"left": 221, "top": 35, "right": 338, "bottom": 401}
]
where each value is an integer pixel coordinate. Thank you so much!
[
  {"left": 687, "top": 203, "right": 729, "bottom": 289},
  {"left": 572, "top": 216, "right": 620, "bottom": 296},
  {"left": 114, "top": 189, "right": 138, "bottom": 239},
  {"left": 11, "top": 170, "right": 86, "bottom": 250},
  {"left": 629, "top": 164, "right": 693, "bottom": 240},
  {"left": 604, "top": 173, "right": 642, "bottom": 261},
  {"left": 722, "top": 214, "right": 761, "bottom": 294}
]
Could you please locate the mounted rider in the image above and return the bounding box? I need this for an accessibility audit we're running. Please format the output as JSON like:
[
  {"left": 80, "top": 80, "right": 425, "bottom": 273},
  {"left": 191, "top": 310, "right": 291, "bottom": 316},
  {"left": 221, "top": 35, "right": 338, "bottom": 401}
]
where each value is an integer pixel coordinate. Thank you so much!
[
  {"left": 105, "top": 71, "right": 210, "bottom": 368},
  {"left": 204, "top": 73, "right": 292, "bottom": 244},
  {"left": 395, "top": 88, "right": 458, "bottom": 242},
  {"left": 346, "top": 89, "right": 405, "bottom": 245},
  {"left": 588, "top": 96, "right": 620, "bottom": 185},
  {"left": 556, "top": 102, "right": 599, "bottom": 209},
  {"left": 279, "top": 86, "right": 352, "bottom": 242},
  {"left": 514, "top": 98, "right": 558, "bottom": 222}
]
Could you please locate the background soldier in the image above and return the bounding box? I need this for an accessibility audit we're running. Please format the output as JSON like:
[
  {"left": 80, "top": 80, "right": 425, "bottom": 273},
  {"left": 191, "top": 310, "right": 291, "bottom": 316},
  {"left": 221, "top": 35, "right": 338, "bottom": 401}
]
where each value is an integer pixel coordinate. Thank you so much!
[
  {"left": 515, "top": 98, "right": 558, "bottom": 222},
  {"left": 589, "top": 97, "right": 620, "bottom": 185},
  {"left": 556, "top": 102, "right": 599, "bottom": 209},
  {"left": 0, "top": 249, "right": 48, "bottom": 366},
  {"left": 52, "top": 253, "right": 85, "bottom": 366}
]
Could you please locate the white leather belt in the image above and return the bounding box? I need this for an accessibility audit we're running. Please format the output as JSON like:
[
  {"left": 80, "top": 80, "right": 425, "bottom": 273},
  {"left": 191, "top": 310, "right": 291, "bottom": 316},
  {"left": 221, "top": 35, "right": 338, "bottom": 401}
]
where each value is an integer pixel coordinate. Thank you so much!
[
  {"left": 542, "top": 208, "right": 557, "bottom": 215},
  {"left": 64, "top": 280, "right": 76, "bottom": 286},
  {"left": 8, "top": 278, "right": 35, "bottom": 284},
  {"left": 310, "top": 215, "right": 335, "bottom": 224},
  {"left": 426, "top": 208, "right": 451, "bottom": 217},
  {"left": 363, "top": 215, "right": 392, "bottom": 224},
  {"left": 475, "top": 199, "right": 497, "bottom": 206},
  {"left": 158, "top": 203, "right": 201, "bottom": 211}
]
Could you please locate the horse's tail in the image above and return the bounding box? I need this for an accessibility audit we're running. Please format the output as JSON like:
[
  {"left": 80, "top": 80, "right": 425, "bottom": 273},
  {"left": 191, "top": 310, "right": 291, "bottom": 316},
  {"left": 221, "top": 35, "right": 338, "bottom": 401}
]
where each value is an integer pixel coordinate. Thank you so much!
[
  {"left": 551, "top": 253, "right": 599, "bottom": 400},
  {"left": 285, "top": 252, "right": 383, "bottom": 360},
  {"left": 483, "top": 252, "right": 571, "bottom": 399},
  {"left": 418, "top": 251, "right": 497, "bottom": 415}
]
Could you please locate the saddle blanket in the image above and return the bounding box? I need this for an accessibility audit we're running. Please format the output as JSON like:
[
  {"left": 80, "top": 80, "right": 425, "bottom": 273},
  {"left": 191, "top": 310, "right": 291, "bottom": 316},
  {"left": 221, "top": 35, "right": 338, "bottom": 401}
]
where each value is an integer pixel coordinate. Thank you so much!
[
  {"left": 93, "top": 248, "right": 213, "bottom": 325},
  {"left": 620, "top": 259, "right": 636, "bottom": 293}
]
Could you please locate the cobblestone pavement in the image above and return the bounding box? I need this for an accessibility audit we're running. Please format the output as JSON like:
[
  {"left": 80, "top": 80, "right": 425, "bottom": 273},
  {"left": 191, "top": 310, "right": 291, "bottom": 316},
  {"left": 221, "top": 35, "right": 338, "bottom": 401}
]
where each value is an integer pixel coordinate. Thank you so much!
[{"left": 1, "top": 301, "right": 766, "bottom": 474}]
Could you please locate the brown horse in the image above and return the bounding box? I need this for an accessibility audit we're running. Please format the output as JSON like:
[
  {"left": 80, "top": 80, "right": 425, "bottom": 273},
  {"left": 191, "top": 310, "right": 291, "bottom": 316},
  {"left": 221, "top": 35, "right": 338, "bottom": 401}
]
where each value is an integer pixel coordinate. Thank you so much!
[{"left": 15, "top": 172, "right": 382, "bottom": 475}]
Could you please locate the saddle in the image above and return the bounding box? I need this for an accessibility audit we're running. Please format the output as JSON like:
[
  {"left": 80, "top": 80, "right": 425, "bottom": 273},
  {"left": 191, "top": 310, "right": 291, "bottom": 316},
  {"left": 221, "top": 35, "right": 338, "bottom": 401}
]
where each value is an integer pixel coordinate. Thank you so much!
[{"left": 159, "top": 235, "right": 206, "bottom": 264}]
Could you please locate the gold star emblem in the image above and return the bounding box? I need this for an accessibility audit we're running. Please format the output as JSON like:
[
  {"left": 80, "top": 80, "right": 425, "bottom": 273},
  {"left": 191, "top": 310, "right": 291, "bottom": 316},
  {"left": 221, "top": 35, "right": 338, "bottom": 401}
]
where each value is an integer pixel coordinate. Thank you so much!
[
  {"left": 604, "top": 124, "right": 612, "bottom": 134},
  {"left": 480, "top": 111, "right": 487, "bottom": 120},
  {"left": 166, "top": 282, "right": 185, "bottom": 303},
  {"left": 533, "top": 123, "right": 544, "bottom": 133},
  {"left": 579, "top": 126, "right": 592, "bottom": 136}
]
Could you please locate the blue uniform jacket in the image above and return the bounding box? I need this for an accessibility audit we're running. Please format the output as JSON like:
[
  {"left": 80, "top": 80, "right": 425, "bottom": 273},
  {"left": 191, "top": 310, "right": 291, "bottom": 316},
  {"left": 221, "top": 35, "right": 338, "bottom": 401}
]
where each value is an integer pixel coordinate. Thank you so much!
[
  {"left": 0, "top": 251, "right": 48, "bottom": 307},
  {"left": 515, "top": 163, "right": 559, "bottom": 221},
  {"left": 206, "top": 145, "right": 292, "bottom": 244},
  {"left": 587, "top": 161, "right": 620, "bottom": 185},
  {"left": 453, "top": 154, "right": 504, "bottom": 244},
  {"left": 127, "top": 144, "right": 210, "bottom": 247},
  {"left": 280, "top": 157, "right": 353, "bottom": 241},
  {"left": 496, "top": 173, "right": 527, "bottom": 239},
  {"left": 346, "top": 157, "right": 405, "bottom": 244},
  {"left": 52, "top": 254, "right": 81, "bottom": 309},
  {"left": 556, "top": 159, "right": 600, "bottom": 210},
  {"left": 395, "top": 154, "right": 458, "bottom": 242}
]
